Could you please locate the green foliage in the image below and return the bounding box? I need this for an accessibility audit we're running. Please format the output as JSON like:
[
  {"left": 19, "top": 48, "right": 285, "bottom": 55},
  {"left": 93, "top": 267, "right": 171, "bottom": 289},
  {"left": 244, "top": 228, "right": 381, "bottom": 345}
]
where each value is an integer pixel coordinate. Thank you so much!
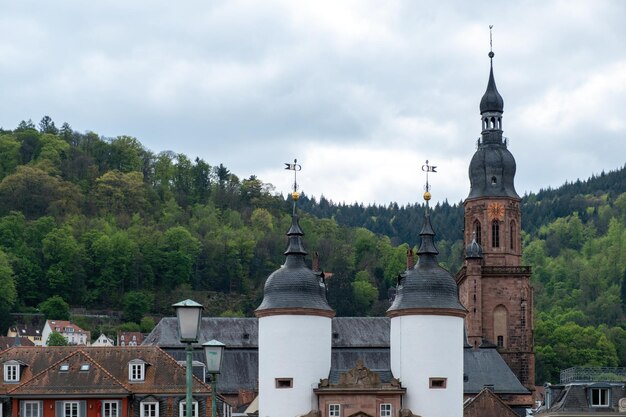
[
  {"left": 140, "top": 316, "right": 156, "bottom": 333},
  {"left": 39, "top": 295, "right": 70, "bottom": 320},
  {"left": 123, "top": 291, "right": 153, "bottom": 324},
  {"left": 117, "top": 322, "right": 141, "bottom": 332},
  {"left": 47, "top": 331, "right": 68, "bottom": 346}
]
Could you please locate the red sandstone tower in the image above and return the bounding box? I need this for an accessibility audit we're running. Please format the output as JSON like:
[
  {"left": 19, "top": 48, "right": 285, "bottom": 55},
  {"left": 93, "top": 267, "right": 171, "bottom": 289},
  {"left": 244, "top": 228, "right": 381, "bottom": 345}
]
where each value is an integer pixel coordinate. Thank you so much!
[{"left": 456, "top": 50, "right": 535, "bottom": 389}]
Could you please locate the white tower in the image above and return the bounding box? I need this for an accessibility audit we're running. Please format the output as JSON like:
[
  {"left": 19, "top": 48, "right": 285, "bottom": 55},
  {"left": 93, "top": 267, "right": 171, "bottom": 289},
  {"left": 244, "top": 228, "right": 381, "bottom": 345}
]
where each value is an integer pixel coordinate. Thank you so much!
[
  {"left": 255, "top": 199, "right": 335, "bottom": 417},
  {"left": 388, "top": 206, "right": 467, "bottom": 417}
]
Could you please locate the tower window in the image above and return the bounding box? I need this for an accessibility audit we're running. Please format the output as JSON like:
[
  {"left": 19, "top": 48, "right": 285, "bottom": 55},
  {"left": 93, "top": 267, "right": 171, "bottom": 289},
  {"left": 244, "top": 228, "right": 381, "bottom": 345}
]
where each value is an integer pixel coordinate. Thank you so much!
[
  {"left": 497, "top": 336, "right": 504, "bottom": 347},
  {"left": 429, "top": 378, "right": 447, "bottom": 389},
  {"left": 474, "top": 220, "right": 482, "bottom": 246},
  {"left": 491, "top": 176, "right": 497, "bottom": 185},
  {"left": 510, "top": 221, "right": 516, "bottom": 250},
  {"left": 492, "top": 221, "right": 500, "bottom": 248},
  {"left": 275, "top": 378, "right": 293, "bottom": 388}
]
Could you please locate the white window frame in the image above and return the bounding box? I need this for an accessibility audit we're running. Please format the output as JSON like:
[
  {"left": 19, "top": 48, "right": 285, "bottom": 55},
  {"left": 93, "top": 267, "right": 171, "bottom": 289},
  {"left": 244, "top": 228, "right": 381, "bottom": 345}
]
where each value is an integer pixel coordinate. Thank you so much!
[
  {"left": 129, "top": 363, "right": 145, "bottom": 381},
  {"left": 64, "top": 402, "right": 79, "bottom": 417},
  {"left": 102, "top": 402, "right": 119, "bottom": 417},
  {"left": 140, "top": 402, "right": 159, "bottom": 417},
  {"left": 23, "top": 401, "right": 40, "bottom": 417},
  {"left": 328, "top": 404, "right": 340, "bottom": 417},
  {"left": 590, "top": 387, "right": 610, "bottom": 407},
  {"left": 4, "top": 363, "right": 19, "bottom": 382},
  {"left": 380, "top": 403, "right": 392, "bottom": 417},
  {"left": 178, "top": 401, "right": 198, "bottom": 417}
]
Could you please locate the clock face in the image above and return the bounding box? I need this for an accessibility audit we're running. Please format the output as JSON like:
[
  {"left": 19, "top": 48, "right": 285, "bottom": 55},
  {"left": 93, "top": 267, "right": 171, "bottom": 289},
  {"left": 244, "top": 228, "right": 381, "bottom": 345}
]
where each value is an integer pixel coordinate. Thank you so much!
[{"left": 488, "top": 203, "right": 505, "bottom": 221}]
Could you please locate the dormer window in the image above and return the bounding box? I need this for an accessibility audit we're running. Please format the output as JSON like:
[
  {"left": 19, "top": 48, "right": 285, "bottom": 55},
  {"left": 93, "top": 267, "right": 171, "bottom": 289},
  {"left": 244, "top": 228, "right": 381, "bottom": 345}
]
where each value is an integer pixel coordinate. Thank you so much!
[
  {"left": 129, "top": 360, "right": 146, "bottom": 382},
  {"left": 590, "top": 386, "right": 610, "bottom": 407},
  {"left": 4, "top": 361, "right": 20, "bottom": 382}
]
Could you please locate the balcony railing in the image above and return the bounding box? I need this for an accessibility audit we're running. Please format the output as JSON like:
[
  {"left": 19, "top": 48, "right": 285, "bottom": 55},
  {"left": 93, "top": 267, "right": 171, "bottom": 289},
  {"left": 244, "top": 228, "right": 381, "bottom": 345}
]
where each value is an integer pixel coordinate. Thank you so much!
[{"left": 560, "top": 367, "right": 626, "bottom": 383}]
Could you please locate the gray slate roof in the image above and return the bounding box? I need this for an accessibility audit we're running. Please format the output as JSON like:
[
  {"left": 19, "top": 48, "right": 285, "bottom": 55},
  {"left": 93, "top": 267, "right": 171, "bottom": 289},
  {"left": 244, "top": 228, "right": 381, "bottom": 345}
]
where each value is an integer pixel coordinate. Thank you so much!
[
  {"left": 540, "top": 382, "right": 626, "bottom": 413},
  {"left": 480, "top": 60, "right": 504, "bottom": 114},
  {"left": 463, "top": 346, "right": 529, "bottom": 394},
  {"left": 387, "top": 215, "right": 466, "bottom": 313},
  {"left": 256, "top": 215, "right": 334, "bottom": 313},
  {"left": 145, "top": 317, "right": 527, "bottom": 396}
]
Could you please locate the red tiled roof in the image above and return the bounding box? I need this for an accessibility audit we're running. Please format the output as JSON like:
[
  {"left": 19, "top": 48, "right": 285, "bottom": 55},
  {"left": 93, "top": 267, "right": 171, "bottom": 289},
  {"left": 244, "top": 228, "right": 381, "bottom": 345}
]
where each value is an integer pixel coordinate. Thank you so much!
[
  {"left": 0, "top": 337, "right": 35, "bottom": 350},
  {"left": 0, "top": 346, "right": 211, "bottom": 396}
]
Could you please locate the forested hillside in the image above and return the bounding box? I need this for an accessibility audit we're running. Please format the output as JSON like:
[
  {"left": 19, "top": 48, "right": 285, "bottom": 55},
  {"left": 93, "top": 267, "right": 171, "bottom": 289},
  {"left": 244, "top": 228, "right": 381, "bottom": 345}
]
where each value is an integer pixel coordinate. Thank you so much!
[{"left": 0, "top": 117, "right": 624, "bottom": 384}]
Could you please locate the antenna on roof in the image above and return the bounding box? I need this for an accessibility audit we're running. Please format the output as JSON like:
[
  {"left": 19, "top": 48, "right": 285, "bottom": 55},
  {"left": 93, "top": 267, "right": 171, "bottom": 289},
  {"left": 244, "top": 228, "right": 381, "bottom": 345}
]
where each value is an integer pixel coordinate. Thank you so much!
[{"left": 284, "top": 158, "right": 302, "bottom": 215}]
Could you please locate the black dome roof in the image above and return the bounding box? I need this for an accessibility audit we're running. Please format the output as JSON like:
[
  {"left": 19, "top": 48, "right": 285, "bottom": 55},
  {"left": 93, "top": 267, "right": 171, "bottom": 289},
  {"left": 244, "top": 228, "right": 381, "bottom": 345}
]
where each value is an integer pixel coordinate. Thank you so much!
[
  {"left": 387, "top": 214, "right": 466, "bottom": 314},
  {"left": 479, "top": 62, "right": 504, "bottom": 114},
  {"left": 467, "top": 140, "right": 519, "bottom": 200},
  {"left": 465, "top": 238, "right": 483, "bottom": 259},
  {"left": 256, "top": 215, "right": 333, "bottom": 313}
]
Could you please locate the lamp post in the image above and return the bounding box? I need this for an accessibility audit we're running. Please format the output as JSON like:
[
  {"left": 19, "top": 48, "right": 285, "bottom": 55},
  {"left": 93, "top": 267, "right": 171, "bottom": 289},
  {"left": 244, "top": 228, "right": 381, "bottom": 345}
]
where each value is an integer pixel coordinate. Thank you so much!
[
  {"left": 203, "top": 340, "right": 224, "bottom": 417},
  {"left": 173, "top": 300, "right": 204, "bottom": 417}
]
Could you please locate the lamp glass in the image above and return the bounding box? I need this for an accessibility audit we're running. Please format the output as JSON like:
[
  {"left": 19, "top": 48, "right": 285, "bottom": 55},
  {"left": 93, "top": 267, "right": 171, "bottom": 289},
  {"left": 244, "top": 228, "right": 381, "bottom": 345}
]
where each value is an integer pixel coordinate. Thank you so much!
[
  {"left": 173, "top": 299, "right": 203, "bottom": 342},
  {"left": 203, "top": 340, "right": 225, "bottom": 374}
]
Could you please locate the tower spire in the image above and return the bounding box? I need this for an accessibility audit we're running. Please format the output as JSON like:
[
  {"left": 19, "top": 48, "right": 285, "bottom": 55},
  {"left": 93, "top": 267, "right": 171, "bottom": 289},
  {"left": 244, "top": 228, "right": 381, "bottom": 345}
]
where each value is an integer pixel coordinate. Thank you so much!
[
  {"left": 284, "top": 158, "right": 301, "bottom": 215},
  {"left": 421, "top": 160, "right": 436, "bottom": 211}
]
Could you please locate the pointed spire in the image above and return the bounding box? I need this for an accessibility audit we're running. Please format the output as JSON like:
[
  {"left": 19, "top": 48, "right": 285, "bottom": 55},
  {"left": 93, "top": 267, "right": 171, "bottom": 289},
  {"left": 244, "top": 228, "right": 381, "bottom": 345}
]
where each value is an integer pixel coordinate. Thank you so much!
[
  {"left": 480, "top": 26, "right": 504, "bottom": 114},
  {"left": 416, "top": 213, "right": 439, "bottom": 256},
  {"left": 284, "top": 214, "right": 307, "bottom": 257}
]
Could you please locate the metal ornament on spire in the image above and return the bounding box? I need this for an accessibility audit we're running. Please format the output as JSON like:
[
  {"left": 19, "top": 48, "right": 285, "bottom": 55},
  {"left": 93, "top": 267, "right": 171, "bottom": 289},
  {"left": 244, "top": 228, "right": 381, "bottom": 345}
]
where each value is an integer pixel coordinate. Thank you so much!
[
  {"left": 421, "top": 160, "right": 437, "bottom": 209},
  {"left": 284, "top": 158, "right": 302, "bottom": 214},
  {"left": 489, "top": 25, "right": 495, "bottom": 60}
]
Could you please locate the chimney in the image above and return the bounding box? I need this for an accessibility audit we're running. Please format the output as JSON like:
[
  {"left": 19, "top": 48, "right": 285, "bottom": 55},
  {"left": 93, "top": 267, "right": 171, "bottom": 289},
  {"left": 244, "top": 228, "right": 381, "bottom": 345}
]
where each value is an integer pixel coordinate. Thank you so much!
[
  {"left": 406, "top": 249, "right": 415, "bottom": 269},
  {"left": 312, "top": 251, "right": 320, "bottom": 272}
]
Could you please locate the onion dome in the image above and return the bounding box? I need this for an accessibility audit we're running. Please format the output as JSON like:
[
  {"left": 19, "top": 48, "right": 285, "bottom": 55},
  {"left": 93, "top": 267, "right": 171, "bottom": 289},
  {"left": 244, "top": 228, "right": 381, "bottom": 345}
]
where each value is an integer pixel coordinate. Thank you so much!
[
  {"left": 256, "top": 214, "right": 334, "bottom": 315},
  {"left": 387, "top": 214, "right": 466, "bottom": 315},
  {"left": 479, "top": 57, "right": 504, "bottom": 114},
  {"left": 465, "top": 238, "right": 483, "bottom": 259},
  {"left": 467, "top": 53, "right": 519, "bottom": 200}
]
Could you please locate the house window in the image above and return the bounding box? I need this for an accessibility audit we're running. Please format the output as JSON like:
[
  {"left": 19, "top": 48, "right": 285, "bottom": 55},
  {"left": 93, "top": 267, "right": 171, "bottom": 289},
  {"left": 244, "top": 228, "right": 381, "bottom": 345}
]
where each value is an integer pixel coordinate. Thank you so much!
[
  {"left": 178, "top": 401, "right": 198, "bottom": 417},
  {"left": 429, "top": 378, "right": 447, "bottom": 389},
  {"left": 4, "top": 363, "right": 19, "bottom": 382},
  {"left": 492, "top": 220, "right": 500, "bottom": 248},
  {"left": 129, "top": 363, "right": 145, "bottom": 381},
  {"left": 140, "top": 402, "right": 159, "bottom": 417},
  {"left": 380, "top": 403, "right": 392, "bottom": 417},
  {"left": 64, "top": 402, "right": 79, "bottom": 417},
  {"left": 590, "top": 388, "right": 609, "bottom": 407},
  {"left": 102, "top": 402, "right": 118, "bottom": 417},
  {"left": 329, "top": 404, "right": 340, "bottom": 417},
  {"left": 275, "top": 378, "right": 293, "bottom": 388},
  {"left": 23, "top": 402, "right": 40, "bottom": 417}
]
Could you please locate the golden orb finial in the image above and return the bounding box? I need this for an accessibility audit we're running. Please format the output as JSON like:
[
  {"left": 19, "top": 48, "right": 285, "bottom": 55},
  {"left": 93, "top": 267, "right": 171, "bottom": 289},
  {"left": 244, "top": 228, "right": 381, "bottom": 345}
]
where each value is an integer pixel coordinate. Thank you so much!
[
  {"left": 423, "top": 191, "right": 431, "bottom": 201},
  {"left": 291, "top": 191, "right": 300, "bottom": 201}
]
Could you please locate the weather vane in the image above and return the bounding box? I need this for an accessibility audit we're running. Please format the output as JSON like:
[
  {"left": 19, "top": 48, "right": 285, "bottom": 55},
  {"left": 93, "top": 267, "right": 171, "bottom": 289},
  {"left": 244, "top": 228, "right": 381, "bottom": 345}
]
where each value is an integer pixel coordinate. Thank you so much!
[
  {"left": 421, "top": 160, "right": 437, "bottom": 209},
  {"left": 489, "top": 25, "right": 495, "bottom": 60},
  {"left": 284, "top": 158, "right": 302, "bottom": 214}
]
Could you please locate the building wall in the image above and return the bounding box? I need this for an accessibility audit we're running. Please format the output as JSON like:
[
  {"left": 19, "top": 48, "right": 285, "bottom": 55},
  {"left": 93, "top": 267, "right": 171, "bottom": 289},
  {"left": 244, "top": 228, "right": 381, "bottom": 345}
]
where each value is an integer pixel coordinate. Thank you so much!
[
  {"left": 390, "top": 315, "right": 464, "bottom": 417},
  {"left": 317, "top": 393, "right": 402, "bottom": 417},
  {"left": 258, "top": 314, "right": 331, "bottom": 417},
  {"left": 11, "top": 399, "right": 129, "bottom": 417}
]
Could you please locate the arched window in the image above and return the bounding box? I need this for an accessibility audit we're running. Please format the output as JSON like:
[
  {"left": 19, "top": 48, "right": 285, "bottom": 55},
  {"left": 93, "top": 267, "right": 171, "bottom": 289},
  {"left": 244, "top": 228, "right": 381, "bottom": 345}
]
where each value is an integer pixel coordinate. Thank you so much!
[
  {"left": 493, "top": 305, "right": 508, "bottom": 348},
  {"left": 492, "top": 220, "right": 500, "bottom": 248},
  {"left": 510, "top": 220, "right": 516, "bottom": 250},
  {"left": 474, "top": 220, "right": 482, "bottom": 246}
]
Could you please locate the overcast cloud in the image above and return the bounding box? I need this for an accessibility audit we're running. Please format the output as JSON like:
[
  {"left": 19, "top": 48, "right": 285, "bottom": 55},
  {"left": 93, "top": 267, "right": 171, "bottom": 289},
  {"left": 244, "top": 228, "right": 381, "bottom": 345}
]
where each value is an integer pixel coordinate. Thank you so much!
[{"left": 1, "top": 1, "right": 625, "bottom": 205}]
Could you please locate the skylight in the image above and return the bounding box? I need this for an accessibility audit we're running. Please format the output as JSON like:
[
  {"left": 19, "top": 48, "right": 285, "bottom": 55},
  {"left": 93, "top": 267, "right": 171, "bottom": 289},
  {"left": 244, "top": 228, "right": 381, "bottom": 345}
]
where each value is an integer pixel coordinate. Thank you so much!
[
  {"left": 60, "top": 364, "right": 69, "bottom": 372},
  {"left": 80, "top": 364, "right": 90, "bottom": 371}
]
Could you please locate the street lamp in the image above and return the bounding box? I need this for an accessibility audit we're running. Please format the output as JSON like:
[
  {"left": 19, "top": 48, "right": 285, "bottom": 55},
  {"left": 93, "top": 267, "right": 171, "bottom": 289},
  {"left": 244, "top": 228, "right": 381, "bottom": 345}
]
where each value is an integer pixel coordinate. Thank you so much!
[
  {"left": 173, "top": 299, "right": 204, "bottom": 417},
  {"left": 203, "top": 340, "right": 225, "bottom": 417}
]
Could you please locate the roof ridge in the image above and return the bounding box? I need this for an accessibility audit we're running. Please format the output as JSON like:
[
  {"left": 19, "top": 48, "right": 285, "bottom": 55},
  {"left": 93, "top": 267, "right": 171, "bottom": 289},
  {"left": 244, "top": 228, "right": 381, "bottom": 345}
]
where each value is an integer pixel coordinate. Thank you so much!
[
  {"left": 154, "top": 346, "right": 212, "bottom": 392},
  {"left": 78, "top": 348, "right": 131, "bottom": 392},
  {"left": 7, "top": 348, "right": 77, "bottom": 393}
]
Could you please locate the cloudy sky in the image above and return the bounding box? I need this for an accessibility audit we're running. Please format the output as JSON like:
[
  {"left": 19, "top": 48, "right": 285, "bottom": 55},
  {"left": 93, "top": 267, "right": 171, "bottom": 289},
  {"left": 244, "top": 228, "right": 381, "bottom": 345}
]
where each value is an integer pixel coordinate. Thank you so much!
[{"left": 1, "top": 1, "right": 625, "bottom": 205}]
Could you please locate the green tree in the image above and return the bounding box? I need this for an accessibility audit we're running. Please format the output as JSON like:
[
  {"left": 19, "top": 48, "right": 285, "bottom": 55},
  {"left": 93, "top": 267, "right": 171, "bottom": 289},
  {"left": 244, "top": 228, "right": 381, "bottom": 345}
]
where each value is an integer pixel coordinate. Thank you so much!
[
  {"left": 39, "top": 116, "right": 58, "bottom": 135},
  {"left": 38, "top": 295, "right": 70, "bottom": 320},
  {"left": 123, "top": 291, "right": 153, "bottom": 324},
  {"left": 47, "top": 331, "right": 68, "bottom": 346}
]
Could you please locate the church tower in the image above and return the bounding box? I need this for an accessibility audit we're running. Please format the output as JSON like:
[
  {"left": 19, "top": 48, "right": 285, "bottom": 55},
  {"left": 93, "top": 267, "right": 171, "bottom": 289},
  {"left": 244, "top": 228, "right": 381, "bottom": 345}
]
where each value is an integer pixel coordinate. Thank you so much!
[
  {"left": 389, "top": 185, "right": 467, "bottom": 417},
  {"left": 456, "top": 47, "right": 535, "bottom": 389},
  {"left": 255, "top": 172, "right": 335, "bottom": 417}
]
